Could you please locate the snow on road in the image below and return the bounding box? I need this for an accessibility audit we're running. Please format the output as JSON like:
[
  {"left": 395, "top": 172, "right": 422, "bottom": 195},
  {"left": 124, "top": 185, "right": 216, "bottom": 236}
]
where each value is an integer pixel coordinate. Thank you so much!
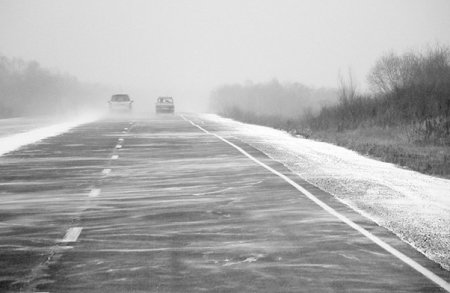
[
  {"left": 202, "top": 114, "right": 450, "bottom": 271},
  {"left": 0, "top": 115, "right": 99, "bottom": 156}
]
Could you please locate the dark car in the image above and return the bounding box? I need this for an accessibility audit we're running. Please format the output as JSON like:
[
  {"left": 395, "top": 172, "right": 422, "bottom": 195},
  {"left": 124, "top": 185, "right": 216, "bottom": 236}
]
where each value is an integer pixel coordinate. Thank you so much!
[
  {"left": 109, "top": 94, "right": 133, "bottom": 112},
  {"left": 155, "top": 97, "right": 174, "bottom": 114}
]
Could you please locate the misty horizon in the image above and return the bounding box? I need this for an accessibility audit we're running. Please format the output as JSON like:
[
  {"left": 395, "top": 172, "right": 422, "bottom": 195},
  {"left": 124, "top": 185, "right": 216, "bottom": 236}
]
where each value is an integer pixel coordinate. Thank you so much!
[{"left": 2, "top": 0, "right": 450, "bottom": 113}]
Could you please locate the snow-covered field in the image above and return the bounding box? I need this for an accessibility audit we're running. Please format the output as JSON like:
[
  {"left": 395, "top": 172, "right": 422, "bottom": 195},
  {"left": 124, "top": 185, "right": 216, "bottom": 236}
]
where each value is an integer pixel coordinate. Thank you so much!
[
  {"left": 0, "top": 115, "right": 99, "bottom": 156},
  {"left": 202, "top": 114, "right": 450, "bottom": 271}
]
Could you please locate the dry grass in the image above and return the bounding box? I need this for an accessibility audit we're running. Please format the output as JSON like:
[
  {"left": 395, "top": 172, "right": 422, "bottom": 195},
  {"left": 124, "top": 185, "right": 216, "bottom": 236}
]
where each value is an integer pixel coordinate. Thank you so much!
[
  {"left": 218, "top": 112, "right": 450, "bottom": 179},
  {"left": 310, "top": 126, "right": 450, "bottom": 179}
]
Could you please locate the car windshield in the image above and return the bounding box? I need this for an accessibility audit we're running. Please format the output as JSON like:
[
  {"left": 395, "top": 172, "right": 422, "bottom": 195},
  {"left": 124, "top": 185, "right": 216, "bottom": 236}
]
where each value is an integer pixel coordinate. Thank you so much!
[
  {"left": 157, "top": 97, "right": 173, "bottom": 104},
  {"left": 111, "top": 95, "right": 130, "bottom": 102}
]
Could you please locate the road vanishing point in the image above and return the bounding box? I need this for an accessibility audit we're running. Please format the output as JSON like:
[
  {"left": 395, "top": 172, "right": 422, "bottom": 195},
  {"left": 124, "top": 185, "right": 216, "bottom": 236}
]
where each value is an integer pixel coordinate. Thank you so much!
[{"left": 0, "top": 113, "right": 449, "bottom": 292}]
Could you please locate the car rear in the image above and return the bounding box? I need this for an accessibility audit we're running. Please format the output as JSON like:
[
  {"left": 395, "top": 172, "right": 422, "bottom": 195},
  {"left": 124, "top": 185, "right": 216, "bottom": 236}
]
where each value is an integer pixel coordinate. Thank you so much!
[
  {"left": 109, "top": 94, "right": 133, "bottom": 112},
  {"left": 155, "top": 97, "right": 175, "bottom": 114}
]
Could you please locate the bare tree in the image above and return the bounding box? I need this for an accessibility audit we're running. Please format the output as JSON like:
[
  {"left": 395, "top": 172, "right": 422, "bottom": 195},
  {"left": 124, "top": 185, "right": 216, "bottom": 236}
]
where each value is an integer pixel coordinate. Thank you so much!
[{"left": 338, "top": 68, "right": 357, "bottom": 101}]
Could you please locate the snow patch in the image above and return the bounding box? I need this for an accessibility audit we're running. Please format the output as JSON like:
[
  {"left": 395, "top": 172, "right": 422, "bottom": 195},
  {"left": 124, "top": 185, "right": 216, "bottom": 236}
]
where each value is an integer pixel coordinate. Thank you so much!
[
  {"left": 0, "top": 115, "right": 98, "bottom": 156},
  {"left": 201, "top": 114, "right": 450, "bottom": 270}
]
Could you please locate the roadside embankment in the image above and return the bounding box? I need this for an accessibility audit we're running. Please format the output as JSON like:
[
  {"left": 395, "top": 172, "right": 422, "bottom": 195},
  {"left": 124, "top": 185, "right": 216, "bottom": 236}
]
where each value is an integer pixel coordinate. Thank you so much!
[
  {"left": 203, "top": 113, "right": 450, "bottom": 271},
  {"left": 218, "top": 111, "right": 450, "bottom": 179},
  {"left": 310, "top": 126, "right": 450, "bottom": 179}
]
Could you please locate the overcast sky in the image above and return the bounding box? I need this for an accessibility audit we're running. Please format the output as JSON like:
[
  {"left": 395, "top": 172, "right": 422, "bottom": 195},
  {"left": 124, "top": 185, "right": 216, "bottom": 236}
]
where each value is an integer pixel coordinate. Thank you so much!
[{"left": 1, "top": 0, "right": 450, "bottom": 110}]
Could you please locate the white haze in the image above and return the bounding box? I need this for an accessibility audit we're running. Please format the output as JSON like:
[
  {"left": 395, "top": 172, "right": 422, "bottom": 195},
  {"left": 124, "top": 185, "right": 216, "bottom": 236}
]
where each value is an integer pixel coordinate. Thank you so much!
[{"left": 1, "top": 0, "right": 450, "bottom": 112}]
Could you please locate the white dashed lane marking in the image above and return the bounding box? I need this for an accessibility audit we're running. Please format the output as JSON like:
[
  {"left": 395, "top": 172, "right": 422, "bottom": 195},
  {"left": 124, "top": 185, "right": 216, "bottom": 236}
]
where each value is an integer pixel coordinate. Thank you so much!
[
  {"left": 118, "top": 138, "right": 124, "bottom": 142},
  {"left": 116, "top": 144, "right": 122, "bottom": 149},
  {"left": 59, "top": 227, "right": 83, "bottom": 243},
  {"left": 111, "top": 155, "right": 119, "bottom": 160},
  {"left": 89, "top": 188, "right": 101, "bottom": 197}
]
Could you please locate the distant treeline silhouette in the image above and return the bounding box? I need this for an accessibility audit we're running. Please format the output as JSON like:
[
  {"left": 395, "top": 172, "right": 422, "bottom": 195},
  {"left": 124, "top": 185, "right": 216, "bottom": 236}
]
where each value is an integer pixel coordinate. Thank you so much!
[
  {"left": 210, "top": 79, "right": 338, "bottom": 119},
  {"left": 0, "top": 55, "right": 110, "bottom": 117}
]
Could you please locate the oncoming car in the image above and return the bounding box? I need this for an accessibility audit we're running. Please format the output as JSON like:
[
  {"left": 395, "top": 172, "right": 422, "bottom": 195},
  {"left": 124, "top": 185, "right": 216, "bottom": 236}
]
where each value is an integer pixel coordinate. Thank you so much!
[
  {"left": 108, "top": 94, "right": 133, "bottom": 112},
  {"left": 155, "top": 97, "right": 175, "bottom": 114}
]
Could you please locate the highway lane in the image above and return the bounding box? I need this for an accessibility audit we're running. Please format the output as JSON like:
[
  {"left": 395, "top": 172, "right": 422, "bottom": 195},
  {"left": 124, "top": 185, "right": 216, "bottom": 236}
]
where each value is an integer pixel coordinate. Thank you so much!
[{"left": 0, "top": 113, "right": 449, "bottom": 292}]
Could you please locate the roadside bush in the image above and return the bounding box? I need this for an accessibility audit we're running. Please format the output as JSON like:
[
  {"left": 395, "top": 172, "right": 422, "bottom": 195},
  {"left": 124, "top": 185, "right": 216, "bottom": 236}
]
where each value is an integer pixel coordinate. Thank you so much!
[
  {"left": 209, "top": 45, "right": 450, "bottom": 176},
  {"left": 304, "top": 46, "right": 450, "bottom": 145}
]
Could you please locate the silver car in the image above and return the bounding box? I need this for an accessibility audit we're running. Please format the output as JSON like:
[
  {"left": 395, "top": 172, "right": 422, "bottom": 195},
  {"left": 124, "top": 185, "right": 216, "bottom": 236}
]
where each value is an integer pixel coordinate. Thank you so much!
[
  {"left": 155, "top": 97, "right": 174, "bottom": 114},
  {"left": 109, "top": 94, "right": 133, "bottom": 112}
]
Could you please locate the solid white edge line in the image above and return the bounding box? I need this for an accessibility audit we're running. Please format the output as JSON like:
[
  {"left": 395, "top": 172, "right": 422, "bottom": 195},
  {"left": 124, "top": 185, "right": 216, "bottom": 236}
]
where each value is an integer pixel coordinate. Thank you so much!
[
  {"left": 59, "top": 227, "right": 83, "bottom": 243},
  {"left": 179, "top": 114, "right": 450, "bottom": 292}
]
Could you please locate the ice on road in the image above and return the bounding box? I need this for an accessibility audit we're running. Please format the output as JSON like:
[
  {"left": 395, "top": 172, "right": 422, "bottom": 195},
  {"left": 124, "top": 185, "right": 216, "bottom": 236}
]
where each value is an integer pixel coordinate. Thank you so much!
[{"left": 202, "top": 114, "right": 450, "bottom": 270}]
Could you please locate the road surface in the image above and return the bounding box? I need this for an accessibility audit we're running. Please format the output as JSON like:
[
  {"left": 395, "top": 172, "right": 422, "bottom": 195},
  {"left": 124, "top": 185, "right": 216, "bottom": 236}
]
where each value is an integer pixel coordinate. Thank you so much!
[{"left": 0, "top": 113, "right": 449, "bottom": 292}]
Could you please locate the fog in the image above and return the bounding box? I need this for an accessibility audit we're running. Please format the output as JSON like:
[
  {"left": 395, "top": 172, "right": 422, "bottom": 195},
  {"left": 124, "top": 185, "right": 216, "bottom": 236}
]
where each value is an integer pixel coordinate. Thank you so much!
[
  {"left": 0, "top": 55, "right": 112, "bottom": 117},
  {"left": 1, "top": 0, "right": 450, "bottom": 113},
  {"left": 210, "top": 80, "right": 337, "bottom": 118}
]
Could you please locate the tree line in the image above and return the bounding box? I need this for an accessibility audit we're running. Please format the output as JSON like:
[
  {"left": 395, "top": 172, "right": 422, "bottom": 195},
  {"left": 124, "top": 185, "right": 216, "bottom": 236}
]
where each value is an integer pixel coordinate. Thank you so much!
[
  {"left": 0, "top": 55, "right": 110, "bottom": 117},
  {"left": 306, "top": 46, "right": 450, "bottom": 145},
  {"left": 210, "top": 79, "right": 338, "bottom": 119},
  {"left": 210, "top": 46, "right": 450, "bottom": 145}
]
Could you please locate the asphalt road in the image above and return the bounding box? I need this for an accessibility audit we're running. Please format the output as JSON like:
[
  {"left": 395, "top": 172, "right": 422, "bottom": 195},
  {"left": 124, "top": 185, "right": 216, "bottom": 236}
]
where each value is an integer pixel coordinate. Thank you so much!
[{"left": 0, "top": 113, "right": 449, "bottom": 292}]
